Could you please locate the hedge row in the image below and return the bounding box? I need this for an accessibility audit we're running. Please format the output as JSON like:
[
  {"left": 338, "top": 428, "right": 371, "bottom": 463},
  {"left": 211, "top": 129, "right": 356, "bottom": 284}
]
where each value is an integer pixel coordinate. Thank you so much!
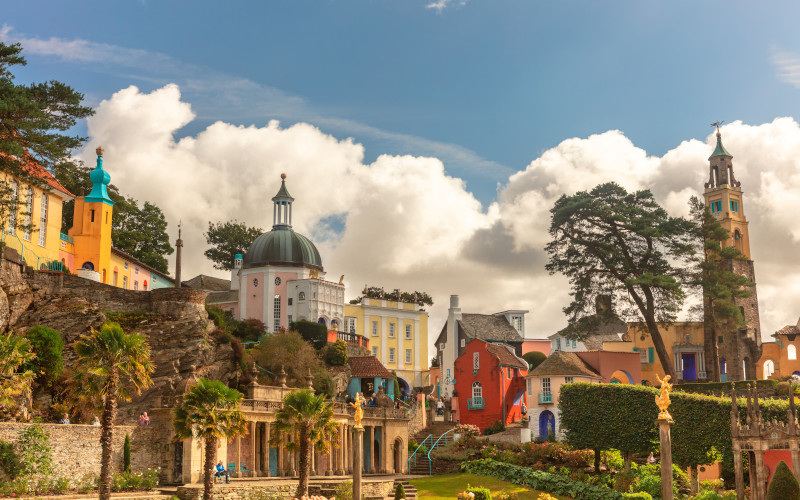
[
  {"left": 676, "top": 379, "right": 778, "bottom": 395},
  {"left": 459, "top": 458, "right": 651, "bottom": 499},
  {"left": 559, "top": 383, "right": 791, "bottom": 480}
]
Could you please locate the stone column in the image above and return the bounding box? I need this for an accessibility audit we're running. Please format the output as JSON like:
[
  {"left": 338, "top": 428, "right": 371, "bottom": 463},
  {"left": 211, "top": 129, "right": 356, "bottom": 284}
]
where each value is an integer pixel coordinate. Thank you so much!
[
  {"left": 347, "top": 425, "right": 353, "bottom": 473},
  {"left": 337, "top": 424, "right": 345, "bottom": 475},
  {"left": 658, "top": 419, "right": 674, "bottom": 500},
  {"left": 792, "top": 446, "right": 800, "bottom": 486},
  {"left": 382, "top": 425, "right": 388, "bottom": 473},
  {"left": 236, "top": 434, "right": 243, "bottom": 478},
  {"left": 733, "top": 448, "right": 745, "bottom": 500},
  {"left": 754, "top": 450, "right": 766, "bottom": 500},
  {"left": 250, "top": 421, "right": 257, "bottom": 477},
  {"left": 326, "top": 444, "right": 334, "bottom": 476},
  {"left": 353, "top": 427, "right": 364, "bottom": 500},
  {"left": 263, "top": 422, "right": 270, "bottom": 477}
]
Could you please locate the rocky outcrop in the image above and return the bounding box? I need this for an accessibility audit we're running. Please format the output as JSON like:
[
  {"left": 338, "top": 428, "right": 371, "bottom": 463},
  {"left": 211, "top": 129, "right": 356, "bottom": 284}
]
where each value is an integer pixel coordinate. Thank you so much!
[{"left": 0, "top": 259, "right": 239, "bottom": 424}]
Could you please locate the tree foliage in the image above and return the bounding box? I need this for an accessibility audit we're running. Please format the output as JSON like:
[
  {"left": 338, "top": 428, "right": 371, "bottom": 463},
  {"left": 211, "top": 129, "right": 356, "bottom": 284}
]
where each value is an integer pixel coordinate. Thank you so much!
[
  {"left": 545, "top": 183, "right": 694, "bottom": 377},
  {"left": 74, "top": 322, "right": 154, "bottom": 500},
  {"left": 22, "top": 325, "right": 64, "bottom": 389},
  {"left": 325, "top": 339, "right": 348, "bottom": 366},
  {"left": 270, "top": 389, "right": 338, "bottom": 498},
  {"left": 204, "top": 220, "right": 263, "bottom": 271},
  {"left": 348, "top": 285, "right": 434, "bottom": 308},
  {"left": 522, "top": 351, "right": 547, "bottom": 370},
  {"left": 291, "top": 320, "right": 328, "bottom": 350},
  {"left": 0, "top": 333, "right": 34, "bottom": 419},
  {"left": 173, "top": 378, "right": 247, "bottom": 500},
  {"left": 766, "top": 460, "right": 800, "bottom": 500},
  {"left": 252, "top": 330, "right": 326, "bottom": 391},
  {"left": 0, "top": 42, "right": 93, "bottom": 231}
]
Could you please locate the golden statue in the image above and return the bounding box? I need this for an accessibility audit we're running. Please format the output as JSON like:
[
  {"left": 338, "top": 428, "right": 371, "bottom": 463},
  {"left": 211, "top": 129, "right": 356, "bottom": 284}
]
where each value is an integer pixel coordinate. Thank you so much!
[
  {"left": 339, "top": 275, "right": 344, "bottom": 285},
  {"left": 351, "top": 392, "right": 366, "bottom": 429},
  {"left": 308, "top": 269, "right": 319, "bottom": 279},
  {"left": 655, "top": 374, "right": 673, "bottom": 420}
]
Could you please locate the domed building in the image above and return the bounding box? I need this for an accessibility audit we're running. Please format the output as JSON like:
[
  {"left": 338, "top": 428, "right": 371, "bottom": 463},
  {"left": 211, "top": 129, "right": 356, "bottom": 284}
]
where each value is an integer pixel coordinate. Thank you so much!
[{"left": 220, "top": 175, "right": 345, "bottom": 331}]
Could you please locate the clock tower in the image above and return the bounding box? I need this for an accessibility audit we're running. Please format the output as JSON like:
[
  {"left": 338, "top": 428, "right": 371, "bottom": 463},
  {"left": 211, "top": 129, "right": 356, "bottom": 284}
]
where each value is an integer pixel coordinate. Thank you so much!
[{"left": 702, "top": 128, "right": 762, "bottom": 381}]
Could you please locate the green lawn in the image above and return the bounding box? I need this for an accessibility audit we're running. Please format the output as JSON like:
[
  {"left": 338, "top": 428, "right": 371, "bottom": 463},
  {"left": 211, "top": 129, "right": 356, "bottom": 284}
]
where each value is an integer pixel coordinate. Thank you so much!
[{"left": 409, "top": 473, "right": 571, "bottom": 500}]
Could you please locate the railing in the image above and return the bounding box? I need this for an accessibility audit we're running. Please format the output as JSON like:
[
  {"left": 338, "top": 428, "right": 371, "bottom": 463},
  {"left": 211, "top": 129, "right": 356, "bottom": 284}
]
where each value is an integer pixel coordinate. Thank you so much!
[
  {"left": 538, "top": 393, "right": 553, "bottom": 404},
  {"left": 1, "top": 230, "right": 41, "bottom": 269},
  {"left": 408, "top": 433, "right": 432, "bottom": 472},
  {"left": 336, "top": 331, "right": 369, "bottom": 348},
  {"left": 39, "top": 260, "right": 64, "bottom": 272},
  {"left": 60, "top": 232, "right": 73, "bottom": 244},
  {"left": 467, "top": 397, "right": 484, "bottom": 409},
  {"left": 426, "top": 427, "right": 455, "bottom": 475}
]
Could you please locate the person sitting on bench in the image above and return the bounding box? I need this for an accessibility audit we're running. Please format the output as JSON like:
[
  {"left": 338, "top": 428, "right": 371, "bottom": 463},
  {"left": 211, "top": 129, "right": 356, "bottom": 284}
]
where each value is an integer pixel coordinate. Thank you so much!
[{"left": 215, "top": 461, "right": 230, "bottom": 482}]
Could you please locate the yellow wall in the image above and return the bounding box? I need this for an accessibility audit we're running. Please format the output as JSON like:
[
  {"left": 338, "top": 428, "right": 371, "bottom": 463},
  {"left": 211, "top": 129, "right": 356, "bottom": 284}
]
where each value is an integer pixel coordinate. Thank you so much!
[
  {"left": 69, "top": 197, "right": 113, "bottom": 284},
  {"left": 628, "top": 322, "right": 704, "bottom": 385},
  {"left": 0, "top": 172, "right": 68, "bottom": 267},
  {"left": 344, "top": 297, "right": 429, "bottom": 387}
]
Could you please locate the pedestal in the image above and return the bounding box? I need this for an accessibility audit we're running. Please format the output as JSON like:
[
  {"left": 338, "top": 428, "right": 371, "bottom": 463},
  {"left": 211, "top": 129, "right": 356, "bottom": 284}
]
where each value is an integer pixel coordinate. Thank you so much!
[
  {"left": 353, "top": 427, "right": 364, "bottom": 500},
  {"left": 658, "top": 419, "right": 674, "bottom": 500}
]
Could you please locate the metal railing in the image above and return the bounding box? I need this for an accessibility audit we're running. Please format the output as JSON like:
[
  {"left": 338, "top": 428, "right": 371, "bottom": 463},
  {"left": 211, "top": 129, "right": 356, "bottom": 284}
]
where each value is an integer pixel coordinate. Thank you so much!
[
  {"left": 408, "top": 433, "right": 432, "bottom": 472},
  {"left": 467, "top": 397, "right": 484, "bottom": 409},
  {"left": 426, "top": 427, "right": 455, "bottom": 475},
  {"left": 2, "top": 230, "right": 41, "bottom": 269},
  {"left": 538, "top": 393, "right": 553, "bottom": 404}
]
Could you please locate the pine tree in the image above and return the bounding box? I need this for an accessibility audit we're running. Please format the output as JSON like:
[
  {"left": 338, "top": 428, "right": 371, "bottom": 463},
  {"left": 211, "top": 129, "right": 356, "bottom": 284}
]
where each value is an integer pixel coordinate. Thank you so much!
[{"left": 123, "top": 433, "right": 131, "bottom": 473}]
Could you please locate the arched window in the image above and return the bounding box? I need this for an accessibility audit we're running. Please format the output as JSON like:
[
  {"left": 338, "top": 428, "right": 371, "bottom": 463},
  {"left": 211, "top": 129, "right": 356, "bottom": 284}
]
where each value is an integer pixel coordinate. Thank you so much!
[
  {"left": 720, "top": 358, "right": 727, "bottom": 374},
  {"left": 81, "top": 261, "right": 94, "bottom": 270},
  {"left": 472, "top": 381, "right": 482, "bottom": 400},
  {"left": 298, "top": 292, "right": 306, "bottom": 301},
  {"left": 734, "top": 229, "right": 743, "bottom": 252},
  {"left": 274, "top": 295, "right": 281, "bottom": 332},
  {"left": 764, "top": 360, "right": 775, "bottom": 379},
  {"left": 789, "top": 345, "right": 797, "bottom": 361}
]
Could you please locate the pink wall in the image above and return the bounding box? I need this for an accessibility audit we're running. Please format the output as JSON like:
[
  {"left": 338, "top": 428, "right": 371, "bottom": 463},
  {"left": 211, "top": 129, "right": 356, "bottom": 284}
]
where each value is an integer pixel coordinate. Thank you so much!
[
  {"left": 522, "top": 340, "right": 551, "bottom": 356},
  {"left": 764, "top": 450, "right": 793, "bottom": 485},
  {"left": 274, "top": 272, "right": 297, "bottom": 330},
  {"left": 245, "top": 272, "right": 265, "bottom": 321},
  {"left": 59, "top": 249, "right": 75, "bottom": 273},
  {"left": 575, "top": 351, "right": 642, "bottom": 384}
]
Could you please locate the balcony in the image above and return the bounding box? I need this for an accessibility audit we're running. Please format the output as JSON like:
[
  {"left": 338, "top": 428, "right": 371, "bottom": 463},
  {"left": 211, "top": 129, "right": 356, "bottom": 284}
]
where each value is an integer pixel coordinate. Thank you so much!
[
  {"left": 467, "top": 397, "right": 484, "bottom": 409},
  {"left": 538, "top": 393, "right": 553, "bottom": 405}
]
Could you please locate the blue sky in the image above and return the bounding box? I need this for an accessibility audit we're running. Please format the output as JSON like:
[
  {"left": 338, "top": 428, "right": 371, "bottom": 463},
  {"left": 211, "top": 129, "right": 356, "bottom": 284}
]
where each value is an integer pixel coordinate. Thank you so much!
[
  {"left": 6, "top": 1, "right": 800, "bottom": 203},
  {"left": 5, "top": 1, "right": 800, "bottom": 338}
]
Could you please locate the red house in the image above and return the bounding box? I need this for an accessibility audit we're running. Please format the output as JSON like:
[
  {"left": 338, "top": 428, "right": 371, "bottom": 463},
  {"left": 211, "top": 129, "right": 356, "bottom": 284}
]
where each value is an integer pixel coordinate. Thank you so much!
[{"left": 454, "top": 339, "right": 529, "bottom": 431}]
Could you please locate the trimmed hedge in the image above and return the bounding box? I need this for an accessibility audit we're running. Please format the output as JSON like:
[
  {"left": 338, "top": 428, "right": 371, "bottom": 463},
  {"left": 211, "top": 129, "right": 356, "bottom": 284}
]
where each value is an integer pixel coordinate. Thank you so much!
[
  {"left": 676, "top": 379, "right": 778, "bottom": 396},
  {"left": 460, "top": 459, "right": 648, "bottom": 499},
  {"left": 559, "top": 383, "right": 791, "bottom": 483},
  {"left": 765, "top": 460, "right": 800, "bottom": 500}
]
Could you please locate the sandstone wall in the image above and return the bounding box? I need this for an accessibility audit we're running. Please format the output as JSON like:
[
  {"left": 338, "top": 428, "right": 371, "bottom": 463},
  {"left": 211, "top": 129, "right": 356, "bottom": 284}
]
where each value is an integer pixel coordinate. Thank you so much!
[
  {"left": 177, "top": 479, "right": 394, "bottom": 500},
  {"left": 0, "top": 422, "right": 162, "bottom": 479}
]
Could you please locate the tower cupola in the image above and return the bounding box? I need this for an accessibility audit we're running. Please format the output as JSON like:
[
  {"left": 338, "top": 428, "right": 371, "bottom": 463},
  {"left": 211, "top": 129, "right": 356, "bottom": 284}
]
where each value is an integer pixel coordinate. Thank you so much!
[
  {"left": 705, "top": 127, "right": 740, "bottom": 189},
  {"left": 85, "top": 146, "right": 114, "bottom": 205},
  {"left": 272, "top": 173, "right": 294, "bottom": 229}
]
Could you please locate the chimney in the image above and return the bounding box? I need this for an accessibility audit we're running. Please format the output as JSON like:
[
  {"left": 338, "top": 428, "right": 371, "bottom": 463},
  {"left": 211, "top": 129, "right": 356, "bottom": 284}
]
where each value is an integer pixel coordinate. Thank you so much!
[
  {"left": 174, "top": 222, "right": 183, "bottom": 288},
  {"left": 450, "top": 295, "right": 459, "bottom": 309}
]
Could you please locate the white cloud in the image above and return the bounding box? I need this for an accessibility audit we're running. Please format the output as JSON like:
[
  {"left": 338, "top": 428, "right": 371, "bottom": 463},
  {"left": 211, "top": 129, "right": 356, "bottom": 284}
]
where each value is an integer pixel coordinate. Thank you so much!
[
  {"left": 773, "top": 49, "right": 800, "bottom": 88},
  {"left": 426, "top": 0, "right": 467, "bottom": 13},
  {"left": 80, "top": 84, "right": 800, "bottom": 345}
]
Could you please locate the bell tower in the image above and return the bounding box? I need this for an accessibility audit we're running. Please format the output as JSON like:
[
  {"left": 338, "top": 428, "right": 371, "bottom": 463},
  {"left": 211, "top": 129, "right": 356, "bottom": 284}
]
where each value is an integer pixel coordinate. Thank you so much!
[{"left": 702, "top": 124, "right": 762, "bottom": 381}]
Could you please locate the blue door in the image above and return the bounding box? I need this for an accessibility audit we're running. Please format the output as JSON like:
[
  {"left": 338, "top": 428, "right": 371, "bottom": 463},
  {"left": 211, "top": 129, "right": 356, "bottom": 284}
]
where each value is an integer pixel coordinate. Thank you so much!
[
  {"left": 539, "top": 410, "right": 555, "bottom": 441},
  {"left": 682, "top": 353, "right": 697, "bottom": 381},
  {"left": 269, "top": 447, "right": 278, "bottom": 476}
]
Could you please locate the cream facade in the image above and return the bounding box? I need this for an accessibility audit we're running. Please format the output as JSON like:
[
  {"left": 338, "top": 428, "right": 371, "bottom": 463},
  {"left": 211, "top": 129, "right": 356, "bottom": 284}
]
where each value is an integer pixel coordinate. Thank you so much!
[{"left": 344, "top": 298, "right": 429, "bottom": 391}]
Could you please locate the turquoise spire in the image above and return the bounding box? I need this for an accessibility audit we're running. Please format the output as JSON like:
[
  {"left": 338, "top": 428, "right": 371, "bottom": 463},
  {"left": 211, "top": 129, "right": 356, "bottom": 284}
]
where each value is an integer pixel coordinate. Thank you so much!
[
  {"left": 85, "top": 146, "right": 114, "bottom": 206},
  {"left": 708, "top": 132, "right": 732, "bottom": 159}
]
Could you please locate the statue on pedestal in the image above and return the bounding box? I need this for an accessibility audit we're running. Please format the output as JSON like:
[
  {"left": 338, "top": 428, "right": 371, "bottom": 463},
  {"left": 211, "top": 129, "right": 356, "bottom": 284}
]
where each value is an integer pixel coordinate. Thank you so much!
[
  {"left": 656, "top": 374, "right": 673, "bottom": 421},
  {"left": 351, "top": 392, "right": 366, "bottom": 429}
]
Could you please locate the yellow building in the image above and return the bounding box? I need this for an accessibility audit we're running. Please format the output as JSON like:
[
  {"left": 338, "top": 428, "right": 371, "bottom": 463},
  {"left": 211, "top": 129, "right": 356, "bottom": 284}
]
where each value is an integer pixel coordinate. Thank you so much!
[
  {"left": 627, "top": 322, "right": 707, "bottom": 385},
  {"left": 1, "top": 156, "right": 73, "bottom": 269},
  {"left": 344, "top": 297, "right": 429, "bottom": 392}
]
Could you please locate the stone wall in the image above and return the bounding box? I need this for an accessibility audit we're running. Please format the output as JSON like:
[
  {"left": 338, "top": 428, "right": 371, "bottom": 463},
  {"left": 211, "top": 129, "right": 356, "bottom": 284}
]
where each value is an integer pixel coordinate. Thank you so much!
[
  {"left": 0, "top": 422, "right": 161, "bottom": 479},
  {"left": 177, "top": 479, "right": 394, "bottom": 500}
]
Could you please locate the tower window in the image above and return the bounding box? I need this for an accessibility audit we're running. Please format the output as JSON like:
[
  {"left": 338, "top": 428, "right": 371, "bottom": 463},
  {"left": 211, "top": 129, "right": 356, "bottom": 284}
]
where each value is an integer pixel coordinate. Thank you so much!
[
  {"left": 91, "top": 209, "right": 95, "bottom": 222},
  {"left": 730, "top": 200, "right": 739, "bottom": 212}
]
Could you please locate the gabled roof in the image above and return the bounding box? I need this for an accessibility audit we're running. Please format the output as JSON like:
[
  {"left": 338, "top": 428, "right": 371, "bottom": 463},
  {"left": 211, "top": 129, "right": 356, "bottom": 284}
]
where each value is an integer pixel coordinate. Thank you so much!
[
  {"left": 486, "top": 343, "right": 528, "bottom": 370},
  {"left": 1, "top": 153, "right": 75, "bottom": 199},
  {"left": 529, "top": 351, "right": 601, "bottom": 378},
  {"left": 347, "top": 356, "right": 393, "bottom": 379},
  {"left": 206, "top": 290, "right": 239, "bottom": 304},
  {"left": 773, "top": 318, "right": 800, "bottom": 338},
  {"left": 459, "top": 313, "right": 524, "bottom": 342},
  {"left": 183, "top": 274, "right": 231, "bottom": 291}
]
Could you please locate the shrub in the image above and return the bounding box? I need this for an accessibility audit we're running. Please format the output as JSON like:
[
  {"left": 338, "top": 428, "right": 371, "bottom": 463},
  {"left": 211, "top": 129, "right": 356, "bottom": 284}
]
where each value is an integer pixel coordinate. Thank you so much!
[
  {"left": 523, "top": 351, "right": 547, "bottom": 370},
  {"left": 23, "top": 325, "right": 64, "bottom": 388},
  {"left": 291, "top": 320, "right": 328, "bottom": 350},
  {"left": 467, "top": 485, "right": 492, "bottom": 500},
  {"left": 326, "top": 340, "right": 348, "bottom": 365},
  {"left": 17, "top": 423, "right": 53, "bottom": 476},
  {"left": 455, "top": 423, "right": 481, "bottom": 439},
  {"left": 0, "top": 439, "right": 21, "bottom": 479},
  {"left": 334, "top": 480, "right": 353, "bottom": 500},
  {"left": 313, "top": 369, "right": 335, "bottom": 397},
  {"left": 395, "top": 482, "right": 406, "bottom": 500},
  {"left": 766, "top": 460, "right": 800, "bottom": 500},
  {"left": 692, "top": 491, "right": 736, "bottom": 500},
  {"left": 124, "top": 433, "right": 131, "bottom": 473},
  {"left": 111, "top": 468, "right": 160, "bottom": 491},
  {"left": 231, "top": 337, "right": 244, "bottom": 361},
  {"left": 700, "top": 479, "right": 724, "bottom": 492},
  {"left": 484, "top": 420, "right": 506, "bottom": 435}
]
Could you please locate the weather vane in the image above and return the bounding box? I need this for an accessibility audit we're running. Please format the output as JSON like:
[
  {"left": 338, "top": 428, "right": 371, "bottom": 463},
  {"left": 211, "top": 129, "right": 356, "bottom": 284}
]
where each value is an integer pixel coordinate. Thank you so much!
[{"left": 711, "top": 120, "right": 725, "bottom": 134}]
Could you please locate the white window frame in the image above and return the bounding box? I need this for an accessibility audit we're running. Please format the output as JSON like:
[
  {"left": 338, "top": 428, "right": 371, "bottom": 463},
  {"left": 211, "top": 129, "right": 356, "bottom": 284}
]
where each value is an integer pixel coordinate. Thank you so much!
[
  {"left": 527, "top": 378, "right": 532, "bottom": 395},
  {"left": 372, "top": 346, "right": 378, "bottom": 357},
  {"left": 405, "top": 349, "right": 412, "bottom": 364},
  {"left": 639, "top": 350, "right": 649, "bottom": 363},
  {"left": 133, "top": 281, "right": 138, "bottom": 291},
  {"left": 460, "top": 338, "right": 465, "bottom": 348},
  {"left": 473, "top": 352, "right": 480, "bottom": 370},
  {"left": 273, "top": 295, "right": 281, "bottom": 332},
  {"left": 23, "top": 187, "right": 33, "bottom": 241},
  {"left": 389, "top": 348, "right": 395, "bottom": 363},
  {"left": 123, "top": 276, "right": 128, "bottom": 289},
  {"left": 541, "top": 377, "right": 551, "bottom": 394},
  {"left": 7, "top": 180, "right": 17, "bottom": 233},
  {"left": 38, "top": 193, "right": 48, "bottom": 246},
  {"left": 389, "top": 323, "right": 395, "bottom": 338},
  {"left": 124, "top": 262, "right": 129, "bottom": 270},
  {"left": 405, "top": 324, "right": 412, "bottom": 339},
  {"left": 345, "top": 317, "right": 357, "bottom": 333},
  {"left": 372, "top": 321, "right": 378, "bottom": 337},
  {"left": 565, "top": 376, "right": 574, "bottom": 384},
  {"left": 472, "top": 381, "right": 482, "bottom": 400}
]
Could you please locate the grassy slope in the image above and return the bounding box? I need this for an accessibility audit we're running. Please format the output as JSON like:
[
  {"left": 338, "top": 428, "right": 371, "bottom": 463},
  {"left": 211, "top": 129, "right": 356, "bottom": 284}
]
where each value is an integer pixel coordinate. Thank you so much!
[{"left": 409, "top": 472, "right": 571, "bottom": 500}]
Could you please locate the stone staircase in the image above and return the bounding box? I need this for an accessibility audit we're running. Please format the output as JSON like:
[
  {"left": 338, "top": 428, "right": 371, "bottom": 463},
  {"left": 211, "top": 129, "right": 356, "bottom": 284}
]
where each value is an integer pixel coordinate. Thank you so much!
[
  {"left": 391, "top": 478, "right": 418, "bottom": 500},
  {"left": 409, "top": 421, "right": 457, "bottom": 475}
]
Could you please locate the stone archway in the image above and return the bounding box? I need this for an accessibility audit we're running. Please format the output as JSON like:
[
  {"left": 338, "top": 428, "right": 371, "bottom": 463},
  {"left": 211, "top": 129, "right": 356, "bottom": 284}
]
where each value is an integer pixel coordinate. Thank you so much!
[
  {"left": 539, "top": 410, "right": 555, "bottom": 441},
  {"left": 393, "top": 437, "right": 403, "bottom": 474}
]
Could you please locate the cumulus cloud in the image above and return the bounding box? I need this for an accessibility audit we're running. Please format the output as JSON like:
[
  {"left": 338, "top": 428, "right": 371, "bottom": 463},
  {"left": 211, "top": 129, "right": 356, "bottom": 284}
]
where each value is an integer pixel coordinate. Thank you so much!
[
  {"left": 426, "top": 0, "right": 467, "bottom": 13},
  {"left": 79, "top": 84, "right": 800, "bottom": 343}
]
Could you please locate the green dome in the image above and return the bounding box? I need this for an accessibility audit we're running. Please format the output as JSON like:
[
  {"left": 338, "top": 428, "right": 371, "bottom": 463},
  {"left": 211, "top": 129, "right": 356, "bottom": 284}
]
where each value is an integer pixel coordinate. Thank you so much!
[{"left": 243, "top": 228, "right": 323, "bottom": 270}]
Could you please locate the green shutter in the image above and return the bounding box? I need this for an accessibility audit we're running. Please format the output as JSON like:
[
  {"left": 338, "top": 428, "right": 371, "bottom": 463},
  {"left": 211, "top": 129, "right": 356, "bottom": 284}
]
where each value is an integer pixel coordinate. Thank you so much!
[
  {"left": 648, "top": 347, "right": 654, "bottom": 364},
  {"left": 632, "top": 347, "right": 639, "bottom": 352}
]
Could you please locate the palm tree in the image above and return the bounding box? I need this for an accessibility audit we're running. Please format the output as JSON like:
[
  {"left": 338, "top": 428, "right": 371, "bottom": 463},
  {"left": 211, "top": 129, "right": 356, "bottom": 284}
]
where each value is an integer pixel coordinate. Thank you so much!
[
  {"left": 74, "top": 322, "right": 154, "bottom": 500},
  {"left": 173, "top": 378, "right": 247, "bottom": 500},
  {"left": 272, "top": 389, "right": 339, "bottom": 498},
  {"left": 0, "top": 333, "right": 35, "bottom": 418}
]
